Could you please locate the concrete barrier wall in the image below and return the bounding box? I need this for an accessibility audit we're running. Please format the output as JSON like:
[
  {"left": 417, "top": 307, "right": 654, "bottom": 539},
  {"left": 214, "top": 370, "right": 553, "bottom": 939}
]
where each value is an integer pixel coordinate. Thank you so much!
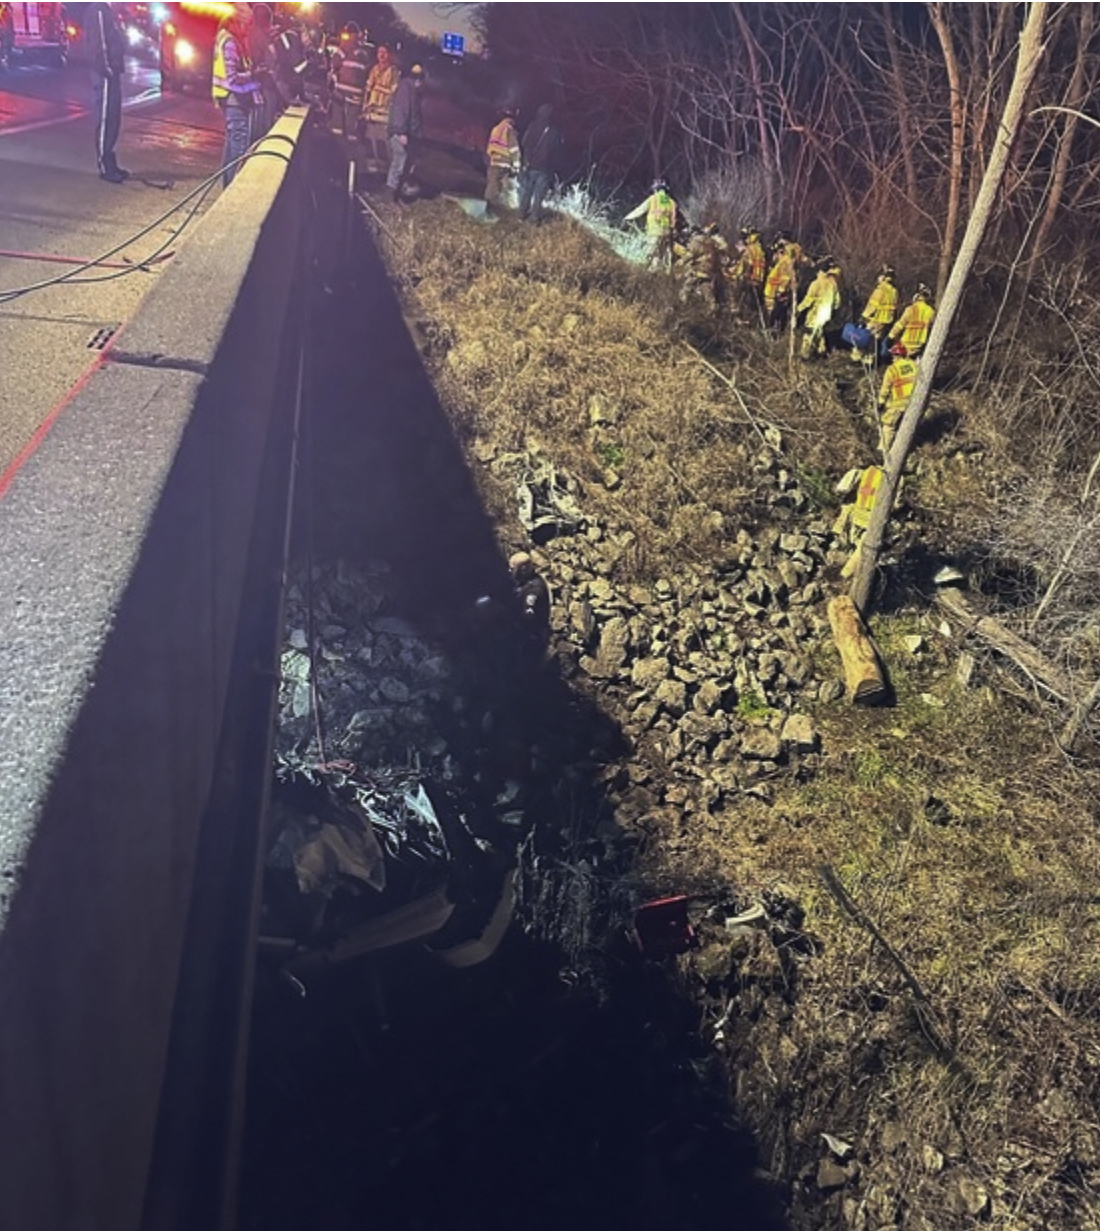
[{"left": 0, "top": 108, "right": 315, "bottom": 1231}]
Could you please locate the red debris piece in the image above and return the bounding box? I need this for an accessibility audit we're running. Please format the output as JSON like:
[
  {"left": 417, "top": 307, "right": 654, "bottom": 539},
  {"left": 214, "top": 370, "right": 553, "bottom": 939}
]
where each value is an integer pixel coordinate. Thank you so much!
[{"left": 632, "top": 895, "right": 697, "bottom": 959}]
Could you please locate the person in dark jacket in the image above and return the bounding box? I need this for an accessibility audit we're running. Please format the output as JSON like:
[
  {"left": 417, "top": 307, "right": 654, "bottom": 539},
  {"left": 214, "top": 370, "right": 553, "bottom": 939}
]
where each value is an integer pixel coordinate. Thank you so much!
[
  {"left": 519, "top": 103, "right": 562, "bottom": 224},
  {"left": 87, "top": 2, "right": 128, "bottom": 182},
  {"left": 385, "top": 63, "right": 424, "bottom": 202},
  {"left": 248, "top": 3, "right": 281, "bottom": 137}
]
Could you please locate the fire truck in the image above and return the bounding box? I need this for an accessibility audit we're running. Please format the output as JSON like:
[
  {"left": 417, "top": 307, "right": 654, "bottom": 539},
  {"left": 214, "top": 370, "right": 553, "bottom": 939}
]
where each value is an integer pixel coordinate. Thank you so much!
[{"left": 0, "top": 2, "right": 73, "bottom": 68}]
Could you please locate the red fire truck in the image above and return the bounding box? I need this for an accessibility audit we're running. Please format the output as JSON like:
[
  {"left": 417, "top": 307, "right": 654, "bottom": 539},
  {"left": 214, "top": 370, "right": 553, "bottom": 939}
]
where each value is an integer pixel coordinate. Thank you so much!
[{"left": 0, "top": 2, "right": 73, "bottom": 68}]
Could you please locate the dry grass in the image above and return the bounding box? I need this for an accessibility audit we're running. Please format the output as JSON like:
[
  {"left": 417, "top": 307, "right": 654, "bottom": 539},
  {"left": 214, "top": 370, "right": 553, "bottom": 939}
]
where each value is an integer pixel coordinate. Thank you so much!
[{"left": 368, "top": 192, "right": 1100, "bottom": 1229}]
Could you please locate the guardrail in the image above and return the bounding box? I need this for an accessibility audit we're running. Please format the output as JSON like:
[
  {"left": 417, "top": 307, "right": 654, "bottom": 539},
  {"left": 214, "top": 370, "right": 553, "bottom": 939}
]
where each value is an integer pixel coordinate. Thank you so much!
[{"left": 0, "top": 107, "right": 318, "bottom": 1231}]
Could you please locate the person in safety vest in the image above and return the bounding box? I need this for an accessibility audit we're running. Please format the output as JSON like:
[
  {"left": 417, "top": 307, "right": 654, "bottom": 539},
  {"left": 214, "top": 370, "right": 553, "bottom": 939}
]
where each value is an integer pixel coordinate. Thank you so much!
[
  {"left": 624, "top": 179, "right": 678, "bottom": 270},
  {"left": 485, "top": 106, "right": 521, "bottom": 211},
  {"left": 88, "top": 3, "right": 128, "bottom": 183},
  {"left": 733, "top": 224, "right": 767, "bottom": 319},
  {"left": 889, "top": 284, "right": 936, "bottom": 358},
  {"left": 331, "top": 21, "right": 371, "bottom": 137},
  {"left": 877, "top": 342, "right": 919, "bottom": 454},
  {"left": 850, "top": 264, "right": 898, "bottom": 365},
  {"left": 386, "top": 63, "right": 424, "bottom": 203},
  {"left": 798, "top": 257, "right": 841, "bottom": 360},
  {"left": 359, "top": 44, "right": 399, "bottom": 172},
  {"left": 213, "top": 4, "right": 259, "bottom": 188},
  {"left": 764, "top": 238, "right": 797, "bottom": 333}
]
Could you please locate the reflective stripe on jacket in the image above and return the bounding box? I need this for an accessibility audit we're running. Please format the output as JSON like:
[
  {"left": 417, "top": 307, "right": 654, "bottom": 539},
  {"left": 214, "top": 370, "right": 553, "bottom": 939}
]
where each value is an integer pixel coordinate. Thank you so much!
[
  {"left": 798, "top": 272, "right": 840, "bottom": 328},
  {"left": 862, "top": 281, "right": 898, "bottom": 328},
  {"left": 852, "top": 466, "right": 884, "bottom": 530},
  {"left": 487, "top": 117, "right": 521, "bottom": 169},
  {"left": 889, "top": 301, "right": 936, "bottom": 351},
  {"left": 363, "top": 61, "right": 400, "bottom": 120},
  {"left": 878, "top": 357, "right": 918, "bottom": 409},
  {"left": 764, "top": 251, "right": 794, "bottom": 305}
]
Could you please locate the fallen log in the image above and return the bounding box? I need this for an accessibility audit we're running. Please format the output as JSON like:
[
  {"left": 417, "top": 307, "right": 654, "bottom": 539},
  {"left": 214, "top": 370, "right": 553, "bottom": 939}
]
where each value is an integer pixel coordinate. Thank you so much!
[
  {"left": 934, "top": 588, "right": 1073, "bottom": 703},
  {"left": 828, "top": 594, "right": 888, "bottom": 704}
]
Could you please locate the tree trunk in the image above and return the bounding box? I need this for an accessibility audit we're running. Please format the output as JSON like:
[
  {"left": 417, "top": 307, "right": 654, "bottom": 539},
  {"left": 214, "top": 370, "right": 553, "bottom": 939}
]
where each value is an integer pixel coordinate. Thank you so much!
[
  {"left": 828, "top": 596, "right": 888, "bottom": 703},
  {"left": 882, "top": 3, "right": 918, "bottom": 206},
  {"left": 850, "top": 2, "right": 1051, "bottom": 616},
  {"left": 731, "top": 2, "right": 777, "bottom": 219},
  {"left": 929, "top": 2, "right": 967, "bottom": 303},
  {"left": 1027, "top": 3, "right": 1094, "bottom": 279}
]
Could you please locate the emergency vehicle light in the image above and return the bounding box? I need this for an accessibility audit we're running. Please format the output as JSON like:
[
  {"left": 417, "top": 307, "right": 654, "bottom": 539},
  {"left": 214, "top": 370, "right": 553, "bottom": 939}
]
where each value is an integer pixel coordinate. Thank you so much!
[{"left": 175, "top": 38, "right": 196, "bottom": 64}]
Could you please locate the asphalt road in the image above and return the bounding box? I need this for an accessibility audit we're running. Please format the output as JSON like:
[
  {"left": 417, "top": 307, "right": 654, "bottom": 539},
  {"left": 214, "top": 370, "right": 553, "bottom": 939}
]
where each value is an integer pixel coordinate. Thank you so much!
[{"left": 0, "top": 55, "right": 224, "bottom": 483}]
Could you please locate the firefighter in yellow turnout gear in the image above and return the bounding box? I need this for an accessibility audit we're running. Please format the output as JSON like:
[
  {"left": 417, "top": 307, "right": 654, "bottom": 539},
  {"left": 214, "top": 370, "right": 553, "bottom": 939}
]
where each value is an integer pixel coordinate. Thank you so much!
[
  {"left": 877, "top": 343, "right": 919, "bottom": 454},
  {"left": 486, "top": 108, "right": 521, "bottom": 210},
  {"left": 852, "top": 265, "right": 899, "bottom": 365},
  {"left": 764, "top": 238, "right": 798, "bottom": 332},
  {"left": 798, "top": 258, "right": 841, "bottom": 359},
  {"left": 624, "top": 179, "right": 678, "bottom": 270},
  {"left": 833, "top": 465, "right": 887, "bottom": 579},
  {"left": 733, "top": 224, "right": 767, "bottom": 319},
  {"left": 889, "top": 284, "right": 936, "bottom": 358}
]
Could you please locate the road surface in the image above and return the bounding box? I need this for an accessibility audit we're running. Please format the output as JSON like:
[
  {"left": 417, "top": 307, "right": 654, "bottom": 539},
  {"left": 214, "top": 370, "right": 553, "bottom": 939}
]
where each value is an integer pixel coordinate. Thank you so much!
[{"left": 0, "top": 53, "right": 224, "bottom": 484}]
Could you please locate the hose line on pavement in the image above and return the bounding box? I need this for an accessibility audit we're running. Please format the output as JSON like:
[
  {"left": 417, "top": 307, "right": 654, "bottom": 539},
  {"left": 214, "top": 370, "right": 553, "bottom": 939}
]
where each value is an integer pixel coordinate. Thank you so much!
[{"left": 0, "top": 145, "right": 293, "bottom": 305}]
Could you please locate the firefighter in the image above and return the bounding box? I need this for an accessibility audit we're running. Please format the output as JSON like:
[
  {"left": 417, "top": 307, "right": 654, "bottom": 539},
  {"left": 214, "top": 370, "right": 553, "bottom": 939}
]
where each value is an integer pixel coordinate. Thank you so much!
[
  {"left": 485, "top": 106, "right": 521, "bottom": 211},
  {"left": 624, "top": 179, "right": 678, "bottom": 271},
  {"left": 851, "top": 264, "right": 899, "bottom": 365},
  {"left": 683, "top": 223, "right": 731, "bottom": 311},
  {"left": 798, "top": 258, "right": 842, "bottom": 359},
  {"left": 331, "top": 20, "right": 371, "bottom": 138},
  {"left": 386, "top": 63, "right": 425, "bottom": 203},
  {"left": 88, "top": 2, "right": 128, "bottom": 183},
  {"left": 212, "top": 4, "right": 259, "bottom": 188},
  {"left": 877, "top": 342, "right": 919, "bottom": 453},
  {"left": 764, "top": 237, "right": 797, "bottom": 333},
  {"left": 833, "top": 465, "right": 886, "bottom": 579},
  {"left": 733, "top": 224, "right": 767, "bottom": 318},
  {"left": 889, "top": 284, "right": 936, "bottom": 358},
  {"left": 360, "top": 44, "right": 400, "bottom": 173},
  {"left": 272, "top": 12, "right": 309, "bottom": 106}
]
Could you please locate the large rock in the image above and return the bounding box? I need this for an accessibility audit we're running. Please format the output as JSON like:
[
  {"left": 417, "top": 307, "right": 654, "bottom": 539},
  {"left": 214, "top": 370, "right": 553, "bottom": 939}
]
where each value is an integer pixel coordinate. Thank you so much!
[
  {"left": 654, "top": 678, "right": 688, "bottom": 717},
  {"left": 781, "top": 714, "right": 818, "bottom": 752},
  {"left": 631, "top": 657, "right": 670, "bottom": 691},
  {"left": 741, "top": 728, "right": 782, "bottom": 761},
  {"left": 593, "top": 617, "right": 631, "bottom": 676}
]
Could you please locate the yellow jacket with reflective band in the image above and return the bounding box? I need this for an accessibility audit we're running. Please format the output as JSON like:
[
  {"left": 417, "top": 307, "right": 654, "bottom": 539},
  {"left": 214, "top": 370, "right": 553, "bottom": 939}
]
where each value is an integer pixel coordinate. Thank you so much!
[
  {"left": 798, "top": 271, "right": 840, "bottom": 327},
  {"left": 889, "top": 300, "right": 935, "bottom": 351},
  {"left": 625, "top": 191, "right": 677, "bottom": 236},
  {"left": 851, "top": 466, "right": 884, "bottom": 530},
  {"left": 878, "top": 356, "right": 918, "bottom": 410},
  {"left": 363, "top": 61, "right": 400, "bottom": 121},
  {"left": 487, "top": 117, "right": 521, "bottom": 169},
  {"left": 737, "top": 238, "right": 766, "bottom": 285},
  {"left": 862, "top": 281, "right": 898, "bottom": 328},
  {"left": 764, "top": 250, "right": 795, "bottom": 305}
]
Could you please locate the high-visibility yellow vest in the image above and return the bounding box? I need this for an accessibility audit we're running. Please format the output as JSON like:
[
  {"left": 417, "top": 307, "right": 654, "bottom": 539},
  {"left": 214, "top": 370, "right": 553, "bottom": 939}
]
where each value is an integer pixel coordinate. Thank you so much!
[
  {"left": 363, "top": 61, "right": 399, "bottom": 121},
  {"left": 851, "top": 466, "right": 884, "bottom": 530},
  {"left": 212, "top": 28, "right": 231, "bottom": 100},
  {"left": 863, "top": 281, "right": 898, "bottom": 327},
  {"left": 646, "top": 191, "right": 675, "bottom": 236}
]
